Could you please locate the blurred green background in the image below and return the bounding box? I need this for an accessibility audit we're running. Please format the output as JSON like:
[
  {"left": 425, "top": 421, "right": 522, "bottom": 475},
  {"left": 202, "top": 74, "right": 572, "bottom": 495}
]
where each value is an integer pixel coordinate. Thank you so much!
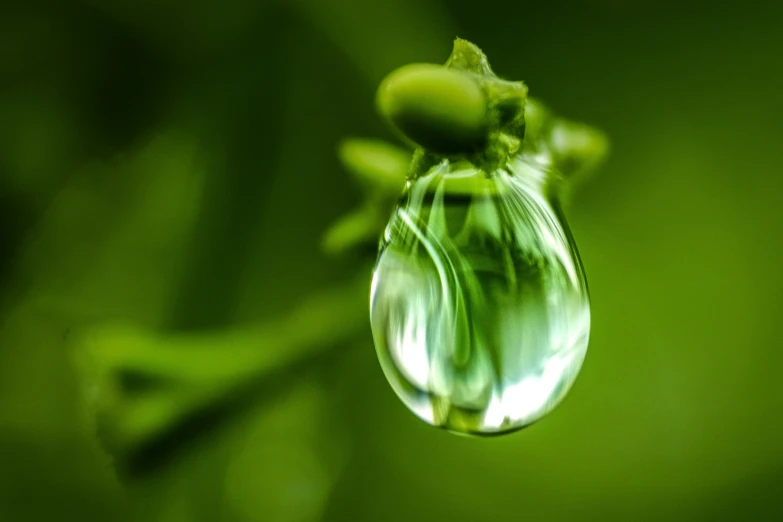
[{"left": 2, "top": 0, "right": 783, "bottom": 521}]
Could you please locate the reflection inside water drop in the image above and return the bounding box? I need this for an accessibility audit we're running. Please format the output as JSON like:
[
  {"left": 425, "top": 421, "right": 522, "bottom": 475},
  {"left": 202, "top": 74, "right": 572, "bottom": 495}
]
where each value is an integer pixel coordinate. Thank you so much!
[{"left": 370, "top": 154, "right": 590, "bottom": 435}]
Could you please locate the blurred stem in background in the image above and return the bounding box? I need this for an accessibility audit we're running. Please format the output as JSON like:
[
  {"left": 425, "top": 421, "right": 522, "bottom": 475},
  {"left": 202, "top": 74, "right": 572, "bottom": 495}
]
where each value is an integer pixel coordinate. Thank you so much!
[{"left": 74, "top": 274, "right": 369, "bottom": 476}]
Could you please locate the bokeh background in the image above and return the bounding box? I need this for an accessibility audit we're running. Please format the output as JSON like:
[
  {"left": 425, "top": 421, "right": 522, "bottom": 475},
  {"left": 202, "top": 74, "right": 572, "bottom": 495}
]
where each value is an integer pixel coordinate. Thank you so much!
[{"left": 2, "top": 0, "right": 783, "bottom": 520}]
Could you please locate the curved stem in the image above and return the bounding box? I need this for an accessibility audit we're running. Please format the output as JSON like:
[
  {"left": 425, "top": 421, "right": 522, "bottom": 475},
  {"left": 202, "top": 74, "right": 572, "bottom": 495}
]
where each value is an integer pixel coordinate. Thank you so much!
[{"left": 73, "top": 273, "right": 371, "bottom": 475}]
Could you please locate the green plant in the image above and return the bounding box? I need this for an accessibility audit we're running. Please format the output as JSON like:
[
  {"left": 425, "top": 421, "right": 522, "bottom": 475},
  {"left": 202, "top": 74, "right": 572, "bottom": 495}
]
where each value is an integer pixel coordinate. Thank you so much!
[{"left": 73, "top": 37, "right": 608, "bottom": 475}]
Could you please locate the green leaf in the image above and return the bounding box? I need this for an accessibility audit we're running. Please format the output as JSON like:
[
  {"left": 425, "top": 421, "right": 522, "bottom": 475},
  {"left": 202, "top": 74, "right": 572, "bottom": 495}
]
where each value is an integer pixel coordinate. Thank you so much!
[
  {"left": 338, "top": 138, "right": 410, "bottom": 194},
  {"left": 321, "top": 202, "right": 387, "bottom": 256}
]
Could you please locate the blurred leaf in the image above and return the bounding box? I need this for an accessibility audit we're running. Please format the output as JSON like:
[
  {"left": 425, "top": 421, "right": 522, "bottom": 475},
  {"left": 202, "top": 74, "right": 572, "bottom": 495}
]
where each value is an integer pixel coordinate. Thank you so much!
[
  {"left": 338, "top": 138, "right": 411, "bottom": 195},
  {"left": 326, "top": 139, "right": 411, "bottom": 257},
  {"left": 321, "top": 202, "right": 388, "bottom": 256},
  {"left": 548, "top": 118, "right": 610, "bottom": 185},
  {"left": 522, "top": 97, "right": 610, "bottom": 186}
]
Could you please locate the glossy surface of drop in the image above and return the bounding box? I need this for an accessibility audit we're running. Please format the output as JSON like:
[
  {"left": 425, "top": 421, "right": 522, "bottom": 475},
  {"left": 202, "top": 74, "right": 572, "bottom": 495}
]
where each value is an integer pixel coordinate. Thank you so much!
[{"left": 370, "top": 154, "right": 590, "bottom": 435}]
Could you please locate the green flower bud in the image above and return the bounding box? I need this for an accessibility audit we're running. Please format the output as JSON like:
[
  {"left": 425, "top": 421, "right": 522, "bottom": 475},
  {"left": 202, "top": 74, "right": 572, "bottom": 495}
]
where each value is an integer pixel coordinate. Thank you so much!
[
  {"left": 548, "top": 119, "right": 610, "bottom": 181},
  {"left": 376, "top": 64, "right": 489, "bottom": 155}
]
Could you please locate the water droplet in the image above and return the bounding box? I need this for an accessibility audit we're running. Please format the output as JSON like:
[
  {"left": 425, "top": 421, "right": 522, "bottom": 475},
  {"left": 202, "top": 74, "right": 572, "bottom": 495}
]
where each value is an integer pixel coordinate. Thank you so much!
[{"left": 370, "top": 153, "right": 590, "bottom": 435}]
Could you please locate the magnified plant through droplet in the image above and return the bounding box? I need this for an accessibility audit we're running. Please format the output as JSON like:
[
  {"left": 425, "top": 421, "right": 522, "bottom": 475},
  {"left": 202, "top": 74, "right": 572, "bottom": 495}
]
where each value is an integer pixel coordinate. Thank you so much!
[{"left": 370, "top": 153, "right": 590, "bottom": 435}]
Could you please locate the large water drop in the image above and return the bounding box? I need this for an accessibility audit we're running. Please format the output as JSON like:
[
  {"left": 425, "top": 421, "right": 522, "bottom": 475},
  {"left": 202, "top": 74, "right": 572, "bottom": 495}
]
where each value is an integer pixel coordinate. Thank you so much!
[{"left": 370, "top": 153, "right": 590, "bottom": 435}]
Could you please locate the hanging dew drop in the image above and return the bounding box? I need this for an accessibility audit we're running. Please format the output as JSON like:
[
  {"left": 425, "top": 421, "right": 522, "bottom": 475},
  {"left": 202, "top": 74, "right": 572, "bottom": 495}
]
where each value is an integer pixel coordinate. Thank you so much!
[
  {"left": 364, "top": 38, "right": 600, "bottom": 435},
  {"left": 370, "top": 153, "right": 590, "bottom": 435}
]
